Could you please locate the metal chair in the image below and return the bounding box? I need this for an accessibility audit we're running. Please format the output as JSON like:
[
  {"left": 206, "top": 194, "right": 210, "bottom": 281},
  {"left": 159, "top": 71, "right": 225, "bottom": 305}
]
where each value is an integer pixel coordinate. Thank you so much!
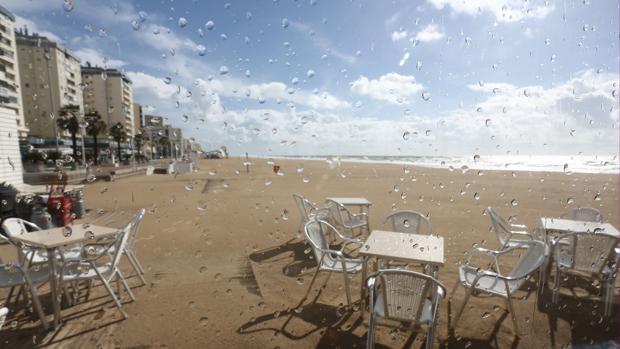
[
  {"left": 325, "top": 199, "right": 369, "bottom": 238},
  {"left": 383, "top": 210, "right": 432, "bottom": 235},
  {"left": 569, "top": 207, "right": 603, "bottom": 222},
  {"left": 366, "top": 269, "right": 445, "bottom": 349},
  {"left": 123, "top": 208, "right": 147, "bottom": 286},
  {"left": 59, "top": 224, "right": 135, "bottom": 319},
  {"left": 449, "top": 240, "right": 547, "bottom": 335},
  {"left": 0, "top": 260, "right": 50, "bottom": 330},
  {"left": 0, "top": 307, "right": 7, "bottom": 330},
  {"left": 301, "top": 220, "right": 363, "bottom": 306},
  {"left": 487, "top": 207, "right": 537, "bottom": 249},
  {"left": 292, "top": 194, "right": 328, "bottom": 234},
  {"left": 552, "top": 232, "right": 618, "bottom": 316}
]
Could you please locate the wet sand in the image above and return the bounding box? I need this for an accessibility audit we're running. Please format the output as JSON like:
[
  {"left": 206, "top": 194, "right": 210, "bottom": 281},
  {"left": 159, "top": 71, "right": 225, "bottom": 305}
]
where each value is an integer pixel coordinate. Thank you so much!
[{"left": 1, "top": 157, "right": 618, "bottom": 348}]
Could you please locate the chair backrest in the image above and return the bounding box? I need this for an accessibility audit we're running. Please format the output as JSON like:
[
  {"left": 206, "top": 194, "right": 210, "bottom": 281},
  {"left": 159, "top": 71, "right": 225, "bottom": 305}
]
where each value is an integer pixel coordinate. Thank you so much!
[
  {"left": 383, "top": 211, "right": 432, "bottom": 235},
  {"left": 570, "top": 207, "right": 603, "bottom": 222},
  {"left": 126, "top": 208, "right": 146, "bottom": 250},
  {"left": 325, "top": 199, "right": 347, "bottom": 225},
  {"left": 487, "top": 207, "right": 513, "bottom": 243},
  {"left": 507, "top": 240, "right": 547, "bottom": 281},
  {"left": 293, "top": 194, "right": 315, "bottom": 221},
  {"left": 556, "top": 232, "right": 618, "bottom": 275},
  {"left": 1, "top": 218, "right": 29, "bottom": 238},
  {"left": 304, "top": 220, "right": 335, "bottom": 265},
  {"left": 112, "top": 224, "right": 132, "bottom": 270},
  {"left": 373, "top": 269, "right": 444, "bottom": 322},
  {"left": 0, "top": 307, "right": 7, "bottom": 330}
]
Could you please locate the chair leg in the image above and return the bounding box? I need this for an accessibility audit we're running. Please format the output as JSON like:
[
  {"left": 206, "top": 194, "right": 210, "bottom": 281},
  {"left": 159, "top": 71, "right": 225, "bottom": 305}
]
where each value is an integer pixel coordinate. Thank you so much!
[
  {"left": 94, "top": 269, "right": 128, "bottom": 319},
  {"left": 131, "top": 251, "right": 146, "bottom": 275},
  {"left": 426, "top": 321, "right": 436, "bottom": 349},
  {"left": 117, "top": 270, "right": 136, "bottom": 301},
  {"left": 22, "top": 280, "right": 49, "bottom": 330},
  {"left": 505, "top": 297, "right": 520, "bottom": 336},
  {"left": 342, "top": 271, "right": 352, "bottom": 307},
  {"left": 552, "top": 267, "right": 561, "bottom": 304},
  {"left": 449, "top": 281, "right": 460, "bottom": 300},
  {"left": 452, "top": 287, "right": 472, "bottom": 329},
  {"left": 5, "top": 286, "right": 15, "bottom": 305},
  {"left": 125, "top": 252, "right": 146, "bottom": 286},
  {"left": 366, "top": 311, "right": 377, "bottom": 349},
  {"left": 603, "top": 278, "right": 613, "bottom": 317},
  {"left": 298, "top": 266, "right": 322, "bottom": 306}
]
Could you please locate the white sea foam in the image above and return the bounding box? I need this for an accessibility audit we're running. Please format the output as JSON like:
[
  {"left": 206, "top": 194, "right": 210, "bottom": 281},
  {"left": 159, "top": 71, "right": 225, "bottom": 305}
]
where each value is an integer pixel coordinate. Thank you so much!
[{"left": 263, "top": 155, "right": 619, "bottom": 174}]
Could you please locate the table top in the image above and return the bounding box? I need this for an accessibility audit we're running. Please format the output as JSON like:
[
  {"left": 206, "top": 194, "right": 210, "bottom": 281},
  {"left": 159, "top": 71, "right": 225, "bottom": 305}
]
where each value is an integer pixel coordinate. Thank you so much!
[
  {"left": 10, "top": 224, "right": 121, "bottom": 249},
  {"left": 325, "top": 197, "right": 372, "bottom": 206},
  {"left": 359, "top": 230, "right": 444, "bottom": 266},
  {"left": 540, "top": 218, "right": 619, "bottom": 237}
]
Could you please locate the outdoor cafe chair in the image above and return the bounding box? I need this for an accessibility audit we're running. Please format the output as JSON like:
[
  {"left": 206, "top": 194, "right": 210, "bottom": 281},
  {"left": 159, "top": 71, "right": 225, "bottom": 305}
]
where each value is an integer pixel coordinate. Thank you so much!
[
  {"left": 115, "top": 209, "right": 147, "bottom": 286},
  {"left": 325, "top": 199, "right": 370, "bottom": 239},
  {"left": 449, "top": 240, "right": 547, "bottom": 335},
  {"left": 383, "top": 210, "right": 432, "bottom": 235},
  {"left": 301, "top": 220, "right": 363, "bottom": 307},
  {"left": 59, "top": 223, "right": 135, "bottom": 319},
  {"left": 0, "top": 259, "right": 50, "bottom": 330},
  {"left": 487, "top": 207, "right": 538, "bottom": 249},
  {"left": 293, "top": 194, "right": 328, "bottom": 235},
  {"left": 366, "top": 269, "right": 445, "bottom": 349},
  {"left": 0, "top": 307, "right": 7, "bottom": 330},
  {"left": 568, "top": 207, "right": 603, "bottom": 222},
  {"left": 552, "top": 232, "right": 618, "bottom": 317}
]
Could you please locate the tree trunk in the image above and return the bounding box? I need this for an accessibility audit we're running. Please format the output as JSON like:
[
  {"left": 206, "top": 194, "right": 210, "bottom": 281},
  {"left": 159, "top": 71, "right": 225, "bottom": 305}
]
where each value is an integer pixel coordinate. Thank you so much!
[
  {"left": 93, "top": 135, "right": 99, "bottom": 165},
  {"left": 71, "top": 131, "right": 77, "bottom": 162},
  {"left": 117, "top": 139, "right": 122, "bottom": 162}
]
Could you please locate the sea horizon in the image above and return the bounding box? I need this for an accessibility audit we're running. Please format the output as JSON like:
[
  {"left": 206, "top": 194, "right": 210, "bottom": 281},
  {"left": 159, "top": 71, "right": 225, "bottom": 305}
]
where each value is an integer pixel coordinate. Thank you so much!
[{"left": 251, "top": 154, "right": 620, "bottom": 174}]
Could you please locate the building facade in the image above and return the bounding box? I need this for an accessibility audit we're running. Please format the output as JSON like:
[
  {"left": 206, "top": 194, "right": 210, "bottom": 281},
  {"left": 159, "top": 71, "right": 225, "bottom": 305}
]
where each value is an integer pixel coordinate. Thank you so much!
[
  {"left": 0, "top": 6, "right": 27, "bottom": 139},
  {"left": 16, "top": 29, "right": 83, "bottom": 140},
  {"left": 0, "top": 106, "right": 24, "bottom": 188},
  {"left": 132, "top": 102, "right": 142, "bottom": 133},
  {"left": 81, "top": 65, "right": 135, "bottom": 137}
]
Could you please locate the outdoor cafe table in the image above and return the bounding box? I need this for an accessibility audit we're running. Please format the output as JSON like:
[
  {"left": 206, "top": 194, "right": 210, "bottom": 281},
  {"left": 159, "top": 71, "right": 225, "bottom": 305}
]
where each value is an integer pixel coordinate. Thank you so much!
[
  {"left": 325, "top": 197, "right": 372, "bottom": 224},
  {"left": 537, "top": 218, "right": 620, "bottom": 293},
  {"left": 10, "top": 224, "right": 120, "bottom": 328},
  {"left": 358, "top": 230, "right": 444, "bottom": 316}
]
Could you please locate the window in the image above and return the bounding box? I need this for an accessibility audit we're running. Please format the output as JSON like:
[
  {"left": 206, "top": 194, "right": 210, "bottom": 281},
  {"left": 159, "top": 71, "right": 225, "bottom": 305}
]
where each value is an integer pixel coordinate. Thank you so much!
[{"left": 1, "top": 2, "right": 618, "bottom": 348}]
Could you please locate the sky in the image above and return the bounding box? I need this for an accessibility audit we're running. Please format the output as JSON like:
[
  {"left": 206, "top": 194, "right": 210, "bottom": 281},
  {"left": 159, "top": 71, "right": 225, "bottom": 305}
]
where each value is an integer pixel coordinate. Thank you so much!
[{"left": 5, "top": 0, "right": 619, "bottom": 156}]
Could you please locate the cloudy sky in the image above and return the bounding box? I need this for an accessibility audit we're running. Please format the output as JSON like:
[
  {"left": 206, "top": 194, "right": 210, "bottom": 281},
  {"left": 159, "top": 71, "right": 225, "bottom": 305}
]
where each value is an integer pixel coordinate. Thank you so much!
[{"left": 5, "top": 0, "right": 619, "bottom": 156}]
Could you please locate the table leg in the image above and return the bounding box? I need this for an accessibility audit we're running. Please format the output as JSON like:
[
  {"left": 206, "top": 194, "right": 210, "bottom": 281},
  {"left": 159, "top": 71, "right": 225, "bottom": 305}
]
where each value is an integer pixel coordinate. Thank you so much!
[
  {"left": 360, "top": 256, "right": 367, "bottom": 319},
  {"left": 47, "top": 248, "right": 61, "bottom": 328}
]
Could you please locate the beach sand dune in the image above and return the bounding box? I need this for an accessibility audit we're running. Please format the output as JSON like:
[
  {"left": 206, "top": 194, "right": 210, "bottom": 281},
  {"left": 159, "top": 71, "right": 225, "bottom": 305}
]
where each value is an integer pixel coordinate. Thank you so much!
[{"left": 1, "top": 157, "right": 618, "bottom": 348}]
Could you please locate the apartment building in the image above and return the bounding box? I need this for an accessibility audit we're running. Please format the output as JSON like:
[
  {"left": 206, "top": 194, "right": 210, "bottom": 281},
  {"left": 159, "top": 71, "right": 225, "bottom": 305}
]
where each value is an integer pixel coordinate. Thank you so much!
[
  {"left": 132, "top": 102, "right": 143, "bottom": 132},
  {"left": 16, "top": 29, "right": 83, "bottom": 139},
  {"left": 81, "top": 65, "right": 135, "bottom": 137},
  {"left": 0, "top": 6, "right": 27, "bottom": 139}
]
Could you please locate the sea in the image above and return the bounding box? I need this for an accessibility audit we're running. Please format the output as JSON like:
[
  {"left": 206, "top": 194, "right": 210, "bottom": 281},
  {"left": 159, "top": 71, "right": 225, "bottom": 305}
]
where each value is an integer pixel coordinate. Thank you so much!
[{"left": 265, "top": 155, "right": 619, "bottom": 174}]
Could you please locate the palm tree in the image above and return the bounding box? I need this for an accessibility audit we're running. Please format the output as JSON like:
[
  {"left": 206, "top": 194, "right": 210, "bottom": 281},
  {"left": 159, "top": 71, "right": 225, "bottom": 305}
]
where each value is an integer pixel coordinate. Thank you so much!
[
  {"left": 56, "top": 104, "right": 81, "bottom": 162},
  {"left": 85, "top": 111, "right": 106, "bottom": 165},
  {"left": 108, "top": 122, "right": 126, "bottom": 162},
  {"left": 133, "top": 132, "right": 145, "bottom": 157}
]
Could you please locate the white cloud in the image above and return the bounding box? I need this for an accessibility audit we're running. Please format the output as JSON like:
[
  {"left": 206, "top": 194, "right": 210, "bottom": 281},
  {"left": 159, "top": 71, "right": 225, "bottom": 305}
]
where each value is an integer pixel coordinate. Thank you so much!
[
  {"left": 391, "top": 30, "right": 408, "bottom": 42},
  {"left": 15, "top": 16, "right": 63, "bottom": 43},
  {"left": 289, "top": 20, "right": 357, "bottom": 64},
  {"left": 74, "top": 48, "right": 126, "bottom": 68},
  {"left": 414, "top": 24, "right": 445, "bottom": 42},
  {"left": 427, "top": 0, "right": 555, "bottom": 23},
  {"left": 350, "top": 73, "right": 424, "bottom": 104}
]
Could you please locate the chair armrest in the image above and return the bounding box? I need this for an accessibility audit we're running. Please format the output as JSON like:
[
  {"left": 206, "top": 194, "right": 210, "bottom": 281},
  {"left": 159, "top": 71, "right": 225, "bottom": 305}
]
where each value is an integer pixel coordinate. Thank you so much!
[
  {"left": 465, "top": 247, "right": 502, "bottom": 270},
  {"left": 350, "top": 212, "right": 368, "bottom": 218},
  {"left": 22, "top": 221, "right": 41, "bottom": 231}
]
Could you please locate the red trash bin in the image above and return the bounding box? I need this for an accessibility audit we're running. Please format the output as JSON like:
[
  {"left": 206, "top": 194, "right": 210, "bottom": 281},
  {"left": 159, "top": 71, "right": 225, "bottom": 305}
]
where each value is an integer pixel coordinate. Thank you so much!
[{"left": 47, "top": 172, "right": 73, "bottom": 226}]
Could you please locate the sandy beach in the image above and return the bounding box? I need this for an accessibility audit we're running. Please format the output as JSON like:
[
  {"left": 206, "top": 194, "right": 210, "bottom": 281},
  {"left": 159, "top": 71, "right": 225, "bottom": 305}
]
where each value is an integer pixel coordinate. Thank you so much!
[{"left": 1, "top": 157, "right": 618, "bottom": 348}]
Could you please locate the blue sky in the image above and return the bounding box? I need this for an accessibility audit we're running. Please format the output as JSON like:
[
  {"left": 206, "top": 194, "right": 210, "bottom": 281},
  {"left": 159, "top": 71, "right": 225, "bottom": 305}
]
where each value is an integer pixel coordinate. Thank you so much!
[{"left": 5, "top": 0, "right": 619, "bottom": 156}]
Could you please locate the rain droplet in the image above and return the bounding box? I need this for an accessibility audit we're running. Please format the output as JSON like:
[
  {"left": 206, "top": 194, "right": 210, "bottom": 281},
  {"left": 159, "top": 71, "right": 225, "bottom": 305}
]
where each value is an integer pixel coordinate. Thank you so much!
[
  {"left": 473, "top": 154, "right": 480, "bottom": 162},
  {"left": 63, "top": 0, "right": 74, "bottom": 12},
  {"left": 421, "top": 91, "right": 431, "bottom": 101},
  {"left": 281, "top": 18, "right": 289, "bottom": 29},
  {"left": 197, "top": 45, "right": 207, "bottom": 56},
  {"left": 485, "top": 119, "right": 491, "bottom": 127},
  {"left": 205, "top": 20, "right": 215, "bottom": 30},
  {"left": 510, "top": 199, "right": 518, "bottom": 206},
  {"left": 184, "top": 184, "right": 194, "bottom": 191},
  {"left": 566, "top": 197, "right": 574, "bottom": 205},
  {"left": 474, "top": 192, "right": 480, "bottom": 200},
  {"left": 416, "top": 61, "right": 422, "bottom": 71},
  {"left": 219, "top": 66, "right": 229, "bottom": 75},
  {"left": 178, "top": 17, "right": 188, "bottom": 28},
  {"left": 62, "top": 226, "right": 72, "bottom": 238},
  {"left": 307, "top": 69, "right": 315, "bottom": 78},
  {"left": 402, "top": 131, "right": 411, "bottom": 141},
  {"left": 281, "top": 210, "right": 289, "bottom": 220},
  {"left": 302, "top": 176, "right": 310, "bottom": 183}
]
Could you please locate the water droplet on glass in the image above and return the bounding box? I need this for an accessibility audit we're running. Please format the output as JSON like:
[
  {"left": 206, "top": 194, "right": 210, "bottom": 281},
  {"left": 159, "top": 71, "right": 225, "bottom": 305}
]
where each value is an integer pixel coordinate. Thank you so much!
[
  {"left": 473, "top": 154, "right": 480, "bottom": 162},
  {"left": 219, "top": 66, "right": 229, "bottom": 75},
  {"left": 302, "top": 176, "right": 310, "bottom": 183},
  {"left": 474, "top": 192, "right": 480, "bottom": 200},
  {"left": 62, "top": 226, "right": 72, "bottom": 238},
  {"left": 282, "top": 18, "right": 289, "bottom": 29},
  {"left": 178, "top": 17, "right": 188, "bottom": 28},
  {"left": 416, "top": 61, "right": 422, "bottom": 71},
  {"left": 184, "top": 184, "right": 194, "bottom": 191},
  {"left": 63, "top": 0, "right": 74, "bottom": 12},
  {"left": 281, "top": 210, "right": 289, "bottom": 220},
  {"left": 205, "top": 20, "right": 215, "bottom": 30},
  {"left": 485, "top": 118, "right": 491, "bottom": 127},
  {"left": 402, "top": 131, "right": 410, "bottom": 141},
  {"left": 510, "top": 199, "right": 518, "bottom": 206},
  {"left": 307, "top": 69, "right": 315, "bottom": 78},
  {"left": 421, "top": 91, "right": 431, "bottom": 101},
  {"left": 197, "top": 45, "right": 207, "bottom": 56}
]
